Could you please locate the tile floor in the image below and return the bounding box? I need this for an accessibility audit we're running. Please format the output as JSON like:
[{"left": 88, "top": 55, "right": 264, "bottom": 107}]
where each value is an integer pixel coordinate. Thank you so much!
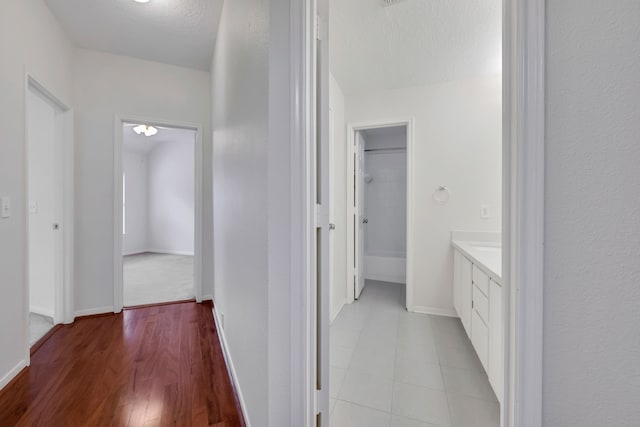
[{"left": 330, "top": 280, "right": 499, "bottom": 427}]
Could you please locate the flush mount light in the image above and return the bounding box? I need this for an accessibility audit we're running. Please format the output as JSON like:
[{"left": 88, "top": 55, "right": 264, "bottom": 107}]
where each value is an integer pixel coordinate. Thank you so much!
[
  {"left": 133, "top": 124, "right": 158, "bottom": 137},
  {"left": 133, "top": 0, "right": 151, "bottom": 3}
]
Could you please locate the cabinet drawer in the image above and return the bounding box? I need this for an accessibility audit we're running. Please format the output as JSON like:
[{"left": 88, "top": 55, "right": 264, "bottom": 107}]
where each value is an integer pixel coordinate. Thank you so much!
[
  {"left": 471, "top": 310, "right": 489, "bottom": 370},
  {"left": 472, "top": 284, "right": 489, "bottom": 323},
  {"left": 472, "top": 264, "right": 490, "bottom": 296}
]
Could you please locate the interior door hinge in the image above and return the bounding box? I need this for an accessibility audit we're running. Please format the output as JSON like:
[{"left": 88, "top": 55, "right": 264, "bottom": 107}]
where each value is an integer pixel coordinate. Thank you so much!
[{"left": 315, "top": 204, "right": 321, "bottom": 228}]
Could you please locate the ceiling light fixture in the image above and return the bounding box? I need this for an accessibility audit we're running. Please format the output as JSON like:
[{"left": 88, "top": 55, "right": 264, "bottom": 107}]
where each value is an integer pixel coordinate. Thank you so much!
[
  {"left": 133, "top": 124, "right": 158, "bottom": 137},
  {"left": 133, "top": 0, "right": 150, "bottom": 3}
]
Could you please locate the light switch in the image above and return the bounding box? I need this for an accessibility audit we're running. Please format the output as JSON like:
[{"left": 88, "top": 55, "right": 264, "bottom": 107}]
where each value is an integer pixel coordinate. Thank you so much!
[
  {"left": 480, "top": 205, "right": 489, "bottom": 219},
  {"left": 1, "top": 197, "right": 10, "bottom": 219},
  {"left": 29, "top": 202, "right": 38, "bottom": 214}
]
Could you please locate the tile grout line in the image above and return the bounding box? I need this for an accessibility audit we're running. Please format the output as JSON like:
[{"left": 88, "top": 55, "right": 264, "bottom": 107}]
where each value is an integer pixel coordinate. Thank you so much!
[{"left": 431, "top": 315, "right": 456, "bottom": 427}]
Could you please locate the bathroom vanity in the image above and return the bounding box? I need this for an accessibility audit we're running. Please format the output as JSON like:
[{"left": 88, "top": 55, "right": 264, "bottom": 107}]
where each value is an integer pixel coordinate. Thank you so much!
[{"left": 451, "top": 232, "right": 503, "bottom": 403}]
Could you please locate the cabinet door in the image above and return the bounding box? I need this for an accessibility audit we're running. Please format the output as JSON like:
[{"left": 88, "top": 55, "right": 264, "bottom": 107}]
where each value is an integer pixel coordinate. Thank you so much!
[
  {"left": 460, "top": 255, "right": 473, "bottom": 335},
  {"left": 489, "top": 279, "right": 504, "bottom": 403},
  {"left": 453, "top": 250, "right": 461, "bottom": 316},
  {"left": 471, "top": 309, "right": 489, "bottom": 370}
]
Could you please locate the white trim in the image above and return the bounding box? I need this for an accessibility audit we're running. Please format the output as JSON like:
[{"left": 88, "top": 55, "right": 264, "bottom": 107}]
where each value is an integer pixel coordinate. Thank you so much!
[
  {"left": 330, "top": 302, "right": 345, "bottom": 324},
  {"left": 201, "top": 294, "right": 214, "bottom": 302},
  {"left": 211, "top": 308, "right": 251, "bottom": 426},
  {"left": 345, "top": 118, "right": 414, "bottom": 310},
  {"left": 29, "top": 306, "right": 54, "bottom": 319},
  {"left": 0, "top": 360, "right": 27, "bottom": 391},
  {"left": 503, "top": 0, "right": 546, "bottom": 427},
  {"left": 23, "top": 73, "right": 75, "bottom": 372},
  {"left": 74, "top": 306, "right": 115, "bottom": 318},
  {"left": 113, "top": 115, "right": 203, "bottom": 312},
  {"left": 289, "top": 0, "right": 316, "bottom": 425},
  {"left": 503, "top": 0, "right": 545, "bottom": 425},
  {"left": 409, "top": 305, "right": 458, "bottom": 318},
  {"left": 122, "top": 250, "right": 148, "bottom": 256},
  {"left": 144, "top": 249, "right": 196, "bottom": 257}
]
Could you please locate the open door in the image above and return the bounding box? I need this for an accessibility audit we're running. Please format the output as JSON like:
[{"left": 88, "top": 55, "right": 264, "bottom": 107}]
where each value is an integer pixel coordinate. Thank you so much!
[{"left": 354, "top": 131, "right": 366, "bottom": 299}]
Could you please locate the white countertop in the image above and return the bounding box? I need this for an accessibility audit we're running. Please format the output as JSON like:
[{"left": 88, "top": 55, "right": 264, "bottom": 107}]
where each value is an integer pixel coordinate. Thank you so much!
[{"left": 452, "top": 240, "right": 502, "bottom": 283}]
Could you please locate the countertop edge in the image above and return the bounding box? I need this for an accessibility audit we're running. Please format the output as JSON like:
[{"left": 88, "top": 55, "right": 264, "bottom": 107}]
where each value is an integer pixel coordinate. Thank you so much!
[{"left": 452, "top": 240, "right": 503, "bottom": 285}]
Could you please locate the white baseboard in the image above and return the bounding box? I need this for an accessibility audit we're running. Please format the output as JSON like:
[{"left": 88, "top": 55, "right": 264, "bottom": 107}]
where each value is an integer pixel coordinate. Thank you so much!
[
  {"left": 364, "top": 256, "right": 406, "bottom": 284},
  {"left": 147, "top": 249, "right": 195, "bottom": 256},
  {"left": 74, "top": 306, "right": 115, "bottom": 318},
  {"left": 123, "top": 249, "right": 148, "bottom": 256},
  {"left": 211, "top": 308, "right": 251, "bottom": 426},
  {"left": 30, "top": 306, "right": 54, "bottom": 318},
  {"left": 330, "top": 301, "right": 346, "bottom": 324},
  {"left": 124, "top": 249, "right": 195, "bottom": 257},
  {"left": 409, "top": 305, "right": 458, "bottom": 318},
  {"left": 0, "top": 359, "right": 27, "bottom": 391}
]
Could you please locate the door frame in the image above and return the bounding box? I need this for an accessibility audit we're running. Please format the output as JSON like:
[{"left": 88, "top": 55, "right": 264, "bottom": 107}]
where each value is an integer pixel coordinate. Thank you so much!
[
  {"left": 23, "top": 74, "right": 75, "bottom": 364},
  {"left": 113, "top": 115, "right": 203, "bottom": 312},
  {"left": 306, "top": 0, "right": 546, "bottom": 424},
  {"left": 502, "top": 0, "right": 545, "bottom": 425},
  {"left": 345, "top": 119, "right": 414, "bottom": 308}
]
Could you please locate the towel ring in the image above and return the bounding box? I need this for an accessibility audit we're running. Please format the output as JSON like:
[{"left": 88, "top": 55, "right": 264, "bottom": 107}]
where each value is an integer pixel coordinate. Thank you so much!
[{"left": 433, "top": 186, "right": 451, "bottom": 205}]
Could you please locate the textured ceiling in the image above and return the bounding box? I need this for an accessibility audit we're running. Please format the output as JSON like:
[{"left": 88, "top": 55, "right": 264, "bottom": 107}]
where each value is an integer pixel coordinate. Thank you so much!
[
  {"left": 330, "top": 0, "right": 501, "bottom": 95},
  {"left": 45, "top": 0, "right": 223, "bottom": 70},
  {"left": 123, "top": 124, "right": 195, "bottom": 154}
]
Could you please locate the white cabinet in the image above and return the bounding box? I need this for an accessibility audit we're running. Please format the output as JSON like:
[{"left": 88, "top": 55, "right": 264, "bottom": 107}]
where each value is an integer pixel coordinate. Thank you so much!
[
  {"left": 471, "top": 308, "right": 489, "bottom": 369},
  {"left": 489, "top": 279, "right": 504, "bottom": 402},
  {"left": 459, "top": 255, "right": 473, "bottom": 335},
  {"left": 452, "top": 247, "right": 504, "bottom": 403},
  {"left": 453, "top": 250, "right": 461, "bottom": 315}
]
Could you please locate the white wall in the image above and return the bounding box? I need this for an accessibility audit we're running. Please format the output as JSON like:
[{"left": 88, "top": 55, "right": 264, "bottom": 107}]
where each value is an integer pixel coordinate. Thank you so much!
[
  {"left": 122, "top": 151, "right": 148, "bottom": 255},
  {"left": 364, "top": 141, "right": 407, "bottom": 259},
  {"left": 72, "top": 49, "right": 211, "bottom": 312},
  {"left": 212, "top": 0, "right": 304, "bottom": 423},
  {"left": 27, "top": 88, "right": 58, "bottom": 318},
  {"left": 211, "top": 0, "right": 269, "bottom": 423},
  {"left": 148, "top": 140, "right": 195, "bottom": 255},
  {"left": 363, "top": 129, "right": 407, "bottom": 284},
  {"left": 543, "top": 2, "right": 640, "bottom": 425},
  {"left": 330, "top": 74, "right": 348, "bottom": 321},
  {"left": 345, "top": 75, "right": 502, "bottom": 314},
  {"left": 0, "top": 0, "right": 73, "bottom": 388}
]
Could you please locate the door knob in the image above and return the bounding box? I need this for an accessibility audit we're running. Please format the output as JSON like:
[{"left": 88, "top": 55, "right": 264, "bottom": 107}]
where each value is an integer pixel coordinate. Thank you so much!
[
  {"left": 52, "top": 223, "right": 60, "bottom": 230},
  {"left": 362, "top": 218, "right": 368, "bottom": 224},
  {"left": 329, "top": 223, "right": 336, "bottom": 230}
]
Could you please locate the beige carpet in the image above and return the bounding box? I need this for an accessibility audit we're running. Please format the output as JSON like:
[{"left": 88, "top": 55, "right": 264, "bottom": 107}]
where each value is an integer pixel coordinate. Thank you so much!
[
  {"left": 30, "top": 313, "right": 54, "bottom": 346},
  {"left": 123, "top": 252, "right": 194, "bottom": 307}
]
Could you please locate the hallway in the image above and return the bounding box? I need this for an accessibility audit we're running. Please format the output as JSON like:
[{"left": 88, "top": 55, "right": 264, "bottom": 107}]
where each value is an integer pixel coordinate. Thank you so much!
[
  {"left": 330, "top": 281, "right": 499, "bottom": 427},
  {"left": 0, "top": 302, "right": 244, "bottom": 426}
]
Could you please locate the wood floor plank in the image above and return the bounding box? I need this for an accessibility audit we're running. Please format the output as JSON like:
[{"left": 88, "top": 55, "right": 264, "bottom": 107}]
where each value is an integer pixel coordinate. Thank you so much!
[{"left": 0, "top": 301, "right": 245, "bottom": 426}]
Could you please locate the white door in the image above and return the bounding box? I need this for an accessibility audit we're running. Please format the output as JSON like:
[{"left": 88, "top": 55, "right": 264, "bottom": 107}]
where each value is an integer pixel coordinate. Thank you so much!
[
  {"left": 328, "top": 108, "right": 335, "bottom": 307},
  {"left": 316, "top": 13, "right": 331, "bottom": 424},
  {"left": 27, "top": 87, "right": 60, "bottom": 323},
  {"left": 354, "top": 131, "right": 366, "bottom": 299}
]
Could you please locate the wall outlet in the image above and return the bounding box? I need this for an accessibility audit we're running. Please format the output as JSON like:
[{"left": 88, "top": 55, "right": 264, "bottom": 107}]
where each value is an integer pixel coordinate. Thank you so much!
[
  {"left": 480, "top": 205, "right": 489, "bottom": 219},
  {"left": 0, "top": 197, "right": 10, "bottom": 218}
]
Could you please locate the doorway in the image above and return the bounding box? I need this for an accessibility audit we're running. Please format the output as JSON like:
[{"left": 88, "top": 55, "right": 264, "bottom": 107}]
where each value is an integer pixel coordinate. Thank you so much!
[
  {"left": 355, "top": 126, "right": 408, "bottom": 299},
  {"left": 25, "top": 77, "right": 74, "bottom": 347},
  {"left": 113, "top": 117, "right": 203, "bottom": 311},
  {"left": 347, "top": 121, "right": 413, "bottom": 308}
]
